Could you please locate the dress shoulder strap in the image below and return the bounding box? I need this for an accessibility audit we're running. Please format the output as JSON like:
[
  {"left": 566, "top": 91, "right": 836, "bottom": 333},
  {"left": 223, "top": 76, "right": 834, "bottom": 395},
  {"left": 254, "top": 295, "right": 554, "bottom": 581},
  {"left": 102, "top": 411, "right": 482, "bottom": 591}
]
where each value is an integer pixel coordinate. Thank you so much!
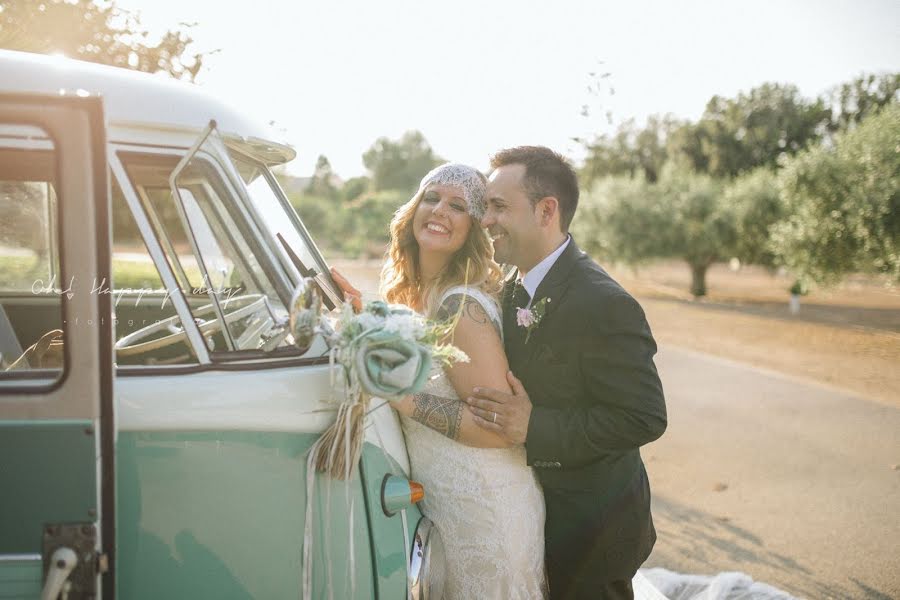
[{"left": 438, "top": 285, "right": 503, "bottom": 333}]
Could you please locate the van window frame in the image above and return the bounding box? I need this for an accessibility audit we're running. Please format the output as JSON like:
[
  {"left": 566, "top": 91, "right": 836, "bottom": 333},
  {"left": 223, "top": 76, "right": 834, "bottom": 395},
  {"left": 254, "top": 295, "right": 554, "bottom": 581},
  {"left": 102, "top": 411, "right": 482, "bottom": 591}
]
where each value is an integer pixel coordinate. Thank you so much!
[
  {"left": 225, "top": 145, "right": 342, "bottom": 305},
  {"left": 108, "top": 142, "right": 332, "bottom": 375},
  {"left": 0, "top": 126, "right": 67, "bottom": 388}
]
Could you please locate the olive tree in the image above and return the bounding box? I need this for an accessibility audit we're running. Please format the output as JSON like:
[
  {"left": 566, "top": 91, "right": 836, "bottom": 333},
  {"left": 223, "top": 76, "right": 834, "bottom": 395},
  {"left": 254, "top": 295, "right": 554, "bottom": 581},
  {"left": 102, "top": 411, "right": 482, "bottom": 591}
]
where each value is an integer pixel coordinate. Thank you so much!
[
  {"left": 581, "top": 115, "right": 681, "bottom": 184},
  {"left": 575, "top": 164, "right": 733, "bottom": 297},
  {"left": 725, "top": 167, "right": 785, "bottom": 269},
  {"left": 668, "top": 83, "right": 830, "bottom": 178},
  {"left": 825, "top": 72, "right": 900, "bottom": 133},
  {"left": 770, "top": 102, "right": 900, "bottom": 284}
]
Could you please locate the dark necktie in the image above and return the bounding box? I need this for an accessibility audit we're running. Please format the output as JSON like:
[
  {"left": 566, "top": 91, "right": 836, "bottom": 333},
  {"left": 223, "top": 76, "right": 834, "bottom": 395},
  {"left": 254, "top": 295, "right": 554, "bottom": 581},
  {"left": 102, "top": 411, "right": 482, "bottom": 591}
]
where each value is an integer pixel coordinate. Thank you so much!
[
  {"left": 506, "top": 281, "right": 531, "bottom": 355},
  {"left": 512, "top": 280, "right": 530, "bottom": 309}
]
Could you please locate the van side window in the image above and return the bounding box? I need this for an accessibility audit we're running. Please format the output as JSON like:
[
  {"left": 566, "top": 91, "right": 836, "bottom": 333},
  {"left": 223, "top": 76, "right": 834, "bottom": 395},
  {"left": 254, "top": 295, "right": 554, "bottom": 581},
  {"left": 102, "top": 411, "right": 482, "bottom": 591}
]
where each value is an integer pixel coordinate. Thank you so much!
[
  {"left": 111, "top": 180, "right": 198, "bottom": 366},
  {"left": 0, "top": 130, "right": 64, "bottom": 380},
  {"left": 120, "top": 153, "right": 300, "bottom": 359}
]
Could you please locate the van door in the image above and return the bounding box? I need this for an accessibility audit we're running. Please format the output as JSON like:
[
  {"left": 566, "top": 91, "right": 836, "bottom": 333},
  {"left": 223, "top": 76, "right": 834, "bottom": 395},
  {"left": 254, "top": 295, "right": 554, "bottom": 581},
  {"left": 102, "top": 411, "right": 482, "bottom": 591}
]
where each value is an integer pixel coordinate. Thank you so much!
[{"left": 0, "top": 95, "right": 114, "bottom": 599}]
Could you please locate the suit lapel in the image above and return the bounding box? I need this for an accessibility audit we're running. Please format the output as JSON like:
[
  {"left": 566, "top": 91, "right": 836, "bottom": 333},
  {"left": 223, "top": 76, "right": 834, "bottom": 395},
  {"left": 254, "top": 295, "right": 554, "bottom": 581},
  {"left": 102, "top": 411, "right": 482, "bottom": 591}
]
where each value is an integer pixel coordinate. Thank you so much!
[
  {"left": 500, "top": 268, "right": 529, "bottom": 367},
  {"left": 531, "top": 238, "right": 581, "bottom": 307},
  {"left": 500, "top": 270, "right": 518, "bottom": 333},
  {"left": 518, "top": 240, "right": 582, "bottom": 364},
  {"left": 500, "top": 268, "right": 519, "bottom": 312},
  {"left": 501, "top": 240, "right": 586, "bottom": 369}
]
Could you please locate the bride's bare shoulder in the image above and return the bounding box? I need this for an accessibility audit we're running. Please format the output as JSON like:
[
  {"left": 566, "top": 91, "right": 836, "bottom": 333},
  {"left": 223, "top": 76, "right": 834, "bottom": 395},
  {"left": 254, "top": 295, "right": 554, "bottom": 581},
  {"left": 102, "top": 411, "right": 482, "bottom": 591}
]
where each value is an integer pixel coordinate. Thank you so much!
[{"left": 435, "top": 286, "right": 501, "bottom": 338}]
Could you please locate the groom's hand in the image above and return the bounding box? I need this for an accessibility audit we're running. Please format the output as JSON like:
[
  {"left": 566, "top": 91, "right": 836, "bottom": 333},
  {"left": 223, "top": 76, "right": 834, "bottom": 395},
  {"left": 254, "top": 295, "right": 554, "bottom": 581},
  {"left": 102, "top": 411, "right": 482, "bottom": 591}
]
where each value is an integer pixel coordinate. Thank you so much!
[{"left": 466, "top": 371, "right": 532, "bottom": 445}]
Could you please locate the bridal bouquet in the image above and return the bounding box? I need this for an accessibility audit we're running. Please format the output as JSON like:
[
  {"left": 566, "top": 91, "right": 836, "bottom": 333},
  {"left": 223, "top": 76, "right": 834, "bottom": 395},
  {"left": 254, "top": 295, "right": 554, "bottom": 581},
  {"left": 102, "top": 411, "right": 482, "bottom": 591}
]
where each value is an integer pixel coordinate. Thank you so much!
[{"left": 311, "top": 300, "right": 468, "bottom": 478}]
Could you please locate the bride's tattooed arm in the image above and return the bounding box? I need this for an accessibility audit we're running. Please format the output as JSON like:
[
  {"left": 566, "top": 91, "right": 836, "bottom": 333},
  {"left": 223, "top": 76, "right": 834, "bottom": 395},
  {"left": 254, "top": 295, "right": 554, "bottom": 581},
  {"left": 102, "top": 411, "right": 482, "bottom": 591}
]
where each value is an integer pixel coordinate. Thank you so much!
[
  {"left": 436, "top": 294, "right": 501, "bottom": 338},
  {"left": 412, "top": 392, "right": 464, "bottom": 440},
  {"left": 394, "top": 293, "right": 508, "bottom": 447}
]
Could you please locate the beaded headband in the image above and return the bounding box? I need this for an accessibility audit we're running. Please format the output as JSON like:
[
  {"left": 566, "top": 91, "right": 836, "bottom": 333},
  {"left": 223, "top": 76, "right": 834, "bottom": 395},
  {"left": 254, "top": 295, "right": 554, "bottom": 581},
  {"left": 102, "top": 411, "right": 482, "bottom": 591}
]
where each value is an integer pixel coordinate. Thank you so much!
[{"left": 418, "top": 163, "right": 486, "bottom": 220}]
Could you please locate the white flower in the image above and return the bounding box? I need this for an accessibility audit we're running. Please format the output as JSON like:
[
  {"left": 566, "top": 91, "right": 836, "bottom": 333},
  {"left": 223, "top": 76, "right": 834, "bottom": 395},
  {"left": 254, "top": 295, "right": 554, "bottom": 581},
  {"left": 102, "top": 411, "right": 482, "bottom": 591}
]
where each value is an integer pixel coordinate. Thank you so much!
[
  {"left": 383, "top": 313, "right": 426, "bottom": 340},
  {"left": 356, "top": 312, "right": 383, "bottom": 332}
]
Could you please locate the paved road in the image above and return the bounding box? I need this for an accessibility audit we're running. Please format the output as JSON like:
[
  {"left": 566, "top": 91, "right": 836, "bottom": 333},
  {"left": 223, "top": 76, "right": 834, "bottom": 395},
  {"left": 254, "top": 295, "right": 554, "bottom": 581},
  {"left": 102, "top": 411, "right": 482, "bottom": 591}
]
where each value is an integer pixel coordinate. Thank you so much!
[{"left": 643, "top": 346, "right": 900, "bottom": 599}]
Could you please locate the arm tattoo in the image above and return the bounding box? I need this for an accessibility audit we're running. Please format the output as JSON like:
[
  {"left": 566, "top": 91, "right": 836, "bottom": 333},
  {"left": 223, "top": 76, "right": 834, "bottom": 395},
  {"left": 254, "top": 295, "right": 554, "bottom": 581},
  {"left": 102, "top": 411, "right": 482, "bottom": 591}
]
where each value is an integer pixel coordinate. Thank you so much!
[
  {"left": 436, "top": 294, "right": 501, "bottom": 338},
  {"left": 412, "top": 392, "right": 464, "bottom": 440}
]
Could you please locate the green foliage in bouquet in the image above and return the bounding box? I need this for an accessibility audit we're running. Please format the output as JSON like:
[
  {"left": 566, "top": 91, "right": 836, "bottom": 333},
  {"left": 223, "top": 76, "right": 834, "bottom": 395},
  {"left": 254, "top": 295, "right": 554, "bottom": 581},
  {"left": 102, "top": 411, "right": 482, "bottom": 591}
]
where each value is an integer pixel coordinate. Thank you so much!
[
  {"left": 329, "top": 300, "right": 467, "bottom": 401},
  {"left": 311, "top": 299, "right": 467, "bottom": 479}
]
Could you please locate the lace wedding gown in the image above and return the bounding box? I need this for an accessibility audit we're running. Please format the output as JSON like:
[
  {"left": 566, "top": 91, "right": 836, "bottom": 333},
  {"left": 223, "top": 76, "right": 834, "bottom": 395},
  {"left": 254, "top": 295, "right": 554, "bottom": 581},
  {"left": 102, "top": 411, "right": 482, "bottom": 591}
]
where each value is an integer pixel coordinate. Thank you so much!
[{"left": 401, "top": 287, "right": 548, "bottom": 600}]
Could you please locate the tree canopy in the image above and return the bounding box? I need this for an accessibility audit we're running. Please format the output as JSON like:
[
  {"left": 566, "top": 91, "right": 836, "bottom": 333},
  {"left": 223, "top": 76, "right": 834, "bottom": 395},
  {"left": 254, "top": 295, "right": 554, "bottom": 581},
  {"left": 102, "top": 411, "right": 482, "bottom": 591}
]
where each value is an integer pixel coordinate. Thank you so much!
[
  {"left": 825, "top": 73, "right": 900, "bottom": 133},
  {"left": 362, "top": 130, "right": 441, "bottom": 194},
  {"left": 770, "top": 102, "right": 900, "bottom": 284},
  {"left": 574, "top": 164, "right": 731, "bottom": 296},
  {"left": 577, "top": 74, "right": 898, "bottom": 295},
  {"left": 306, "top": 155, "right": 338, "bottom": 199},
  {"left": 581, "top": 115, "right": 680, "bottom": 184},
  {"left": 0, "top": 0, "right": 206, "bottom": 81},
  {"left": 668, "top": 83, "right": 831, "bottom": 178},
  {"left": 725, "top": 167, "right": 785, "bottom": 269}
]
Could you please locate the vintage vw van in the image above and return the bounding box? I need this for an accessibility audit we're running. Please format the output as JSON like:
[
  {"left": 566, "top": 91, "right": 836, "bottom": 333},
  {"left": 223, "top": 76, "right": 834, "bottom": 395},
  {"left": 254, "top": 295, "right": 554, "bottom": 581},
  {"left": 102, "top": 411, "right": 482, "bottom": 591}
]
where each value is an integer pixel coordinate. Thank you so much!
[{"left": 0, "top": 50, "right": 442, "bottom": 599}]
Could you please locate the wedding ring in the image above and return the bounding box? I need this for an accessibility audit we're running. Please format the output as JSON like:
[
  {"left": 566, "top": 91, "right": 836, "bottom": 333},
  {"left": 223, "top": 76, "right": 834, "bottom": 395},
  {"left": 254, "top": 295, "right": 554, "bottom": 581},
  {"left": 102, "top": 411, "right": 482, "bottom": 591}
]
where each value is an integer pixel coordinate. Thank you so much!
[{"left": 492, "top": 412, "right": 497, "bottom": 423}]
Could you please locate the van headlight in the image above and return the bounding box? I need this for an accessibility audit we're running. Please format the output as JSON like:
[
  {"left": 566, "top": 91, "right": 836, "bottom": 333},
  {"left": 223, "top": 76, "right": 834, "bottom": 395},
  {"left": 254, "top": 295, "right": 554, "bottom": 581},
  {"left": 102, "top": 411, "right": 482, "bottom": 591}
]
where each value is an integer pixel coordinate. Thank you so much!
[{"left": 409, "top": 517, "right": 445, "bottom": 600}]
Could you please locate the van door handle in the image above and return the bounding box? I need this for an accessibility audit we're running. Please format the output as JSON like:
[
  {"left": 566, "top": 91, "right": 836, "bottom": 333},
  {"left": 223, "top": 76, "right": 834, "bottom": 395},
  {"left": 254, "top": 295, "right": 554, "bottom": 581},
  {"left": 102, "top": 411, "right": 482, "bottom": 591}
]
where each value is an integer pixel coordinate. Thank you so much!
[{"left": 41, "top": 546, "right": 77, "bottom": 600}]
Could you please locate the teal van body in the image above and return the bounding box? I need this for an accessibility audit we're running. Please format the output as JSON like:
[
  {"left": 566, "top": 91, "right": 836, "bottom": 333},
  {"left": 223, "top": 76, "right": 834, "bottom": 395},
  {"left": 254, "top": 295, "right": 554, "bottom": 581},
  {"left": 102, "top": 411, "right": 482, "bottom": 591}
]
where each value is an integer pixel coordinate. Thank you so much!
[
  {"left": 117, "top": 434, "right": 417, "bottom": 599},
  {"left": 0, "top": 50, "right": 440, "bottom": 599}
]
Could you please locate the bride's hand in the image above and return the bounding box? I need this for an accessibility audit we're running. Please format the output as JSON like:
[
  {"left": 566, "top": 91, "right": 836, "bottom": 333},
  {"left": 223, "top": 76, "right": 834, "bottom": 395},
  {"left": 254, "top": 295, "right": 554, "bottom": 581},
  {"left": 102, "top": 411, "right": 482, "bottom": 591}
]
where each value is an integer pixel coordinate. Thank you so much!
[{"left": 330, "top": 267, "right": 363, "bottom": 313}]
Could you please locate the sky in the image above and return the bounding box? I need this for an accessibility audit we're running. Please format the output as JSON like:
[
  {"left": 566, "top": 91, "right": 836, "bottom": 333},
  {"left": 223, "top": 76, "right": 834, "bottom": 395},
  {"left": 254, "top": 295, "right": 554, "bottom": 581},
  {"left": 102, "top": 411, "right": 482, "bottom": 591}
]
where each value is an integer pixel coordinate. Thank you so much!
[{"left": 117, "top": 0, "right": 900, "bottom": 178}]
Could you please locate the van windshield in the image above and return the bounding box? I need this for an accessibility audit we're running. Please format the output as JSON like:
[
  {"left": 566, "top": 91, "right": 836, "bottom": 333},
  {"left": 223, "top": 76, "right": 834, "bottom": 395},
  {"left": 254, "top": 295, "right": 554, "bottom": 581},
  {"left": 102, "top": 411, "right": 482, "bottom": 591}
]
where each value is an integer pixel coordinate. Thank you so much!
[{"left": 228, "top": 153, "right": 341, "bottom": 308}]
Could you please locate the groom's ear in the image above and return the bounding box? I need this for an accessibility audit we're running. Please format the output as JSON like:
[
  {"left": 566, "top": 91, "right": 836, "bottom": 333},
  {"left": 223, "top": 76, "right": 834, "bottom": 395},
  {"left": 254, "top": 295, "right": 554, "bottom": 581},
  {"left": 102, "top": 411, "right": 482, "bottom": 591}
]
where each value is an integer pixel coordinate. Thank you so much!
[{"left": 536, "top": 196, "right": 559, "bottom": 227}]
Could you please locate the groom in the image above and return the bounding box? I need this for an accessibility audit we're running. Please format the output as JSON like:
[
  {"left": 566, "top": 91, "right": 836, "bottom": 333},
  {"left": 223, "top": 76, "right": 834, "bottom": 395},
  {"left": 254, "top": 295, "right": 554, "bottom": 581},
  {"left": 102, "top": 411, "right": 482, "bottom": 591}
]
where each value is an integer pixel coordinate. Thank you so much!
[{"left": 466, "top": 146, "right": 667, "bottom": 600}]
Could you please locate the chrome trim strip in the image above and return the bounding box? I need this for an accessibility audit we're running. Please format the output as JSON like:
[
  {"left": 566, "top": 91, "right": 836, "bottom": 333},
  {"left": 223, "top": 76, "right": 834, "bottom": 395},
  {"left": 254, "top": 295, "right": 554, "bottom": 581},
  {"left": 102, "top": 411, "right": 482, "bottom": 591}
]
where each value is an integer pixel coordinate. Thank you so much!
[{"left": 0, "top": 553, "right": 41, "bottom": 561}]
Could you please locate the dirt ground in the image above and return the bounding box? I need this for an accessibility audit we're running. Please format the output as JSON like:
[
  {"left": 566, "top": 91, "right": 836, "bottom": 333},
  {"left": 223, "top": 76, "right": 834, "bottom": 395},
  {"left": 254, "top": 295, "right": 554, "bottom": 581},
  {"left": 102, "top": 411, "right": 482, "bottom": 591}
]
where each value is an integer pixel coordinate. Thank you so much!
[
  {"left": 331, "top": 258, "right": 900, "bottom": 406},
  {"left": 606, "top": 261, "right": 900, "bottom": 406}
]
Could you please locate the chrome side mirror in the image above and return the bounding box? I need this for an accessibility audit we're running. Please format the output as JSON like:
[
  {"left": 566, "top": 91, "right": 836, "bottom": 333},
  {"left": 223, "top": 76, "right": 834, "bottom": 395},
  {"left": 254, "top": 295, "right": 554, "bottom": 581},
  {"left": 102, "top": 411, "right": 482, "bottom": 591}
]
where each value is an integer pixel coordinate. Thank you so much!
[{"left": 289, "top": 277, "right": 323, "bottom": 353}]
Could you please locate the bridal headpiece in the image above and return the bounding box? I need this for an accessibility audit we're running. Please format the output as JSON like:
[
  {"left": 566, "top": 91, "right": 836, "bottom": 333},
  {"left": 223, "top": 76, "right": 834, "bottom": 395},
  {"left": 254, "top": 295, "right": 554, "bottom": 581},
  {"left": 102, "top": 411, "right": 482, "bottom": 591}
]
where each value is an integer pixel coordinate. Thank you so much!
[{"left": 418, "top": 163, "right": 487, "bottom": 220}]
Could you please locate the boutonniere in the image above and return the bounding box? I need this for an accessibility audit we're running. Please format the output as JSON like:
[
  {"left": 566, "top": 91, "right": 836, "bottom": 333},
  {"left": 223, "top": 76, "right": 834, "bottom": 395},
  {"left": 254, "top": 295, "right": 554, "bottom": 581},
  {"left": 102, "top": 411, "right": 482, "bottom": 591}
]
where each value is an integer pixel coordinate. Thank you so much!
[{"left": 516, "top": 297, "right": 550, "bottom": 344}]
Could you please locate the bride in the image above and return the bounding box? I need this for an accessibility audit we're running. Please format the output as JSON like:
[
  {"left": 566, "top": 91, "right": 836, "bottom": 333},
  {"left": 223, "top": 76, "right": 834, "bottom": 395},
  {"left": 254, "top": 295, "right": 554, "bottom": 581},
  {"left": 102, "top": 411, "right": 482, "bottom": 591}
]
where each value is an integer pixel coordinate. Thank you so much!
[{"left": 335, "top": 163, "right": 547, "bottom": 599}]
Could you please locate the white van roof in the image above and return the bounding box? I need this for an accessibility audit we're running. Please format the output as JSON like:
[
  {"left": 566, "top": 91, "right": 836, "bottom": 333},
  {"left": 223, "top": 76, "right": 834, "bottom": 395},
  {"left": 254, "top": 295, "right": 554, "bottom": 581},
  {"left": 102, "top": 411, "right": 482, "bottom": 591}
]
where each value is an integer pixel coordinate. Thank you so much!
[{"left": 0, "top": 49, "right": 295, "bottom": 164}]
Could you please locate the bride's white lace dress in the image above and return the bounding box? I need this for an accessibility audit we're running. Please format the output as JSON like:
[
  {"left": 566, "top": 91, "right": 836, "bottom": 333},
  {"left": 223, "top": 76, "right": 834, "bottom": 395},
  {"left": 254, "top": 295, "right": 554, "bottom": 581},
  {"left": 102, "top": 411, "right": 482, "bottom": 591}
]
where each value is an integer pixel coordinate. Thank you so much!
[{"left": 400, "top": 286, "right": 547, "bottom": 600}]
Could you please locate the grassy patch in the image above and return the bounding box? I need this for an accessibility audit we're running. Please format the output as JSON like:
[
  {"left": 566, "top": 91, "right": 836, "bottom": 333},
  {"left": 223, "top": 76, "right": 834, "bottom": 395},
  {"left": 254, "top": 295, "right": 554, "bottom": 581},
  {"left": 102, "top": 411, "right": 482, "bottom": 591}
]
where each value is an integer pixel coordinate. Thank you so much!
[{"left": 1, "top": 254, "right": 174, "bottom": 292}]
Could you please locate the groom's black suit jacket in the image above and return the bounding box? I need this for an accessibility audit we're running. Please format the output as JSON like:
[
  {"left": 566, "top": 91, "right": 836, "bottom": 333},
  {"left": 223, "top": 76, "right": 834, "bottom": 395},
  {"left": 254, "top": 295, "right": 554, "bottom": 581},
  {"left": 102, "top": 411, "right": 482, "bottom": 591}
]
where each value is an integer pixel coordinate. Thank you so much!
[{"left": 502, "top": 239, "right": 667, "bottom": 590}]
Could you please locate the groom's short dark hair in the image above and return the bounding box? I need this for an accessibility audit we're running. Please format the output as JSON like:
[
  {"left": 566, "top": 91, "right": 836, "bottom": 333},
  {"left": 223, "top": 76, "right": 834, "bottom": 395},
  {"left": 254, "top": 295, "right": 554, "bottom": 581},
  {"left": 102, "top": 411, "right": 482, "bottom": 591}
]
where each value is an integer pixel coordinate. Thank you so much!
[{"left": 490, "top": 145, "right": 579, "bottom": 232}]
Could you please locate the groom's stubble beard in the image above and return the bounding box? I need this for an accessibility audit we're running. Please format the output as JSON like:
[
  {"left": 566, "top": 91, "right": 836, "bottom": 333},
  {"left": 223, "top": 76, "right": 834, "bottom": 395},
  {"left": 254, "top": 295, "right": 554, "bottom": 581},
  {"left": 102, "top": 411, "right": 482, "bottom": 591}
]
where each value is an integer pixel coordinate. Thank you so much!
[
  {"left": 490, "top": 225, "right": 542, "bottom": 272},
  {"left": 490, "top": 230, "right": 520, "bottom": 268},
  {"left": 490, "top": 236, "right": 509, "bottom": 266}
]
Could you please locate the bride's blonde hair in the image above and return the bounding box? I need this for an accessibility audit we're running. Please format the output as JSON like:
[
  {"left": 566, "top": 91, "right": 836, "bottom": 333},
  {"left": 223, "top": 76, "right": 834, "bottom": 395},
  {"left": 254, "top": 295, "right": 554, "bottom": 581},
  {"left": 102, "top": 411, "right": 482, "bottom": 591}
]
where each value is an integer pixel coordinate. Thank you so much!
[{"left": 381, "top": 171, "right": 502, "bottom": 317}]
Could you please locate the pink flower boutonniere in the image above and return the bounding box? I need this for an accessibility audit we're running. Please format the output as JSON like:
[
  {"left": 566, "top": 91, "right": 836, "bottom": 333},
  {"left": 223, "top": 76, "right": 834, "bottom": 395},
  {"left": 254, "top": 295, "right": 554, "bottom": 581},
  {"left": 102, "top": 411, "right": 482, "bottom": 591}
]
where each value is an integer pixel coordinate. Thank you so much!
[{"left": 516, "top": 297, "right": 550, "bottom": 344}]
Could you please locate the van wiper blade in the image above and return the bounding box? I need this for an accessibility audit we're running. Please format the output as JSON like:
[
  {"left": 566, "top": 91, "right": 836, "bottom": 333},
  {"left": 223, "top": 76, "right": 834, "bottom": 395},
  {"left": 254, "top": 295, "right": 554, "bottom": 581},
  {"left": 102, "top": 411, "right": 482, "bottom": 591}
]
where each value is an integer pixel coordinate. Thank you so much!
[{"left": 276, "top": 233, "right": 338, "bottom": 311}]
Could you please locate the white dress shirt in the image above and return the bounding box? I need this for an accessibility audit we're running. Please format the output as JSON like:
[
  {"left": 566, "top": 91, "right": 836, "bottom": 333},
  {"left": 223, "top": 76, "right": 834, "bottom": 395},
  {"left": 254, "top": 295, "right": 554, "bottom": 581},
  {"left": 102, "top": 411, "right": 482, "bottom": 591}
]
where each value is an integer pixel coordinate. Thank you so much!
[{"left": 519, "top": 236, "right": 571, "bottom": 308}]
